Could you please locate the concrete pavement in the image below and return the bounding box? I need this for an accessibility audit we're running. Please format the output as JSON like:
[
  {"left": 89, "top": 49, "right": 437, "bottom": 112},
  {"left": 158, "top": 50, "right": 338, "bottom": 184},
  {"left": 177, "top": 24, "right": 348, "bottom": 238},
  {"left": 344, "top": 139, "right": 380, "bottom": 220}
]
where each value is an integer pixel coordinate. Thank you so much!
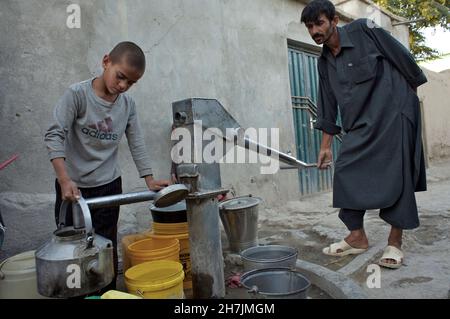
[
  {"left": 1, "top": 159, "right": 449, "bottom": 298},
  {"left": 254, "top": 159, "right": 450, "bottom": 298}
]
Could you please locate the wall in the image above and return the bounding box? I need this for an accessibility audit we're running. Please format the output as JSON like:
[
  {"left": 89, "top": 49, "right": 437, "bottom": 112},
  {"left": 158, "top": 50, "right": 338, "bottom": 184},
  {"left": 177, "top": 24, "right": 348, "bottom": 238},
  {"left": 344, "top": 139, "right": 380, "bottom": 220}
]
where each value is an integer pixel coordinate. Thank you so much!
[
  {"left": 1, "top": 0, "right": 318, "bottom": 260},
  {"left": 0, "top": 0, "right": 310, "bottom": 206},
  {"left": 333, "top": 0, "right": 410, "bottom": 48},
  {"left": 418, "top": 68, "right": 450, "bottom": 161},
  {"left": 1, "top": 0, "right": 427, "bottom": 260}
]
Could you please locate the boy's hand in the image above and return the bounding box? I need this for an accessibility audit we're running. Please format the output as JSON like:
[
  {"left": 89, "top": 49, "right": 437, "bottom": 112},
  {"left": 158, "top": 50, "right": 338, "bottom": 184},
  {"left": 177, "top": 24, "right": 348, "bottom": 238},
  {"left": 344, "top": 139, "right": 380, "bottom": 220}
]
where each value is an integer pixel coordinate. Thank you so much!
[
  {"left": 145, "top": 175, "right": 172, "bottom": 191},
  {"left": 171, "top": 173, "right": 178, "bottom": 184},
  {"left": 58, "top": 178, "right": 81, "bottom": 201}
]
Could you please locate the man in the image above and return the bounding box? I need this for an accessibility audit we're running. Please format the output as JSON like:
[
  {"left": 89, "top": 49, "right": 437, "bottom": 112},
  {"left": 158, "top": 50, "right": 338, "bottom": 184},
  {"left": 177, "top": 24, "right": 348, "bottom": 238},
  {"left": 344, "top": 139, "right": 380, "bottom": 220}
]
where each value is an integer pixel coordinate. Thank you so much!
[{"left": 301, "top": 0, "right": 427, "bottom": 268}]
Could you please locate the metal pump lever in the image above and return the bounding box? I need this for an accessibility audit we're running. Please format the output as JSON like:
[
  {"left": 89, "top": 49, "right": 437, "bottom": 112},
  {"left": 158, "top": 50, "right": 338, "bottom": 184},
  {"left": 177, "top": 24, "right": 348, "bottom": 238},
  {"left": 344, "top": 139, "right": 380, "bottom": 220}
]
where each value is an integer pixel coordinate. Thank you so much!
[{"left": 243, "top": 137, "right": 317, "bottom": 169}]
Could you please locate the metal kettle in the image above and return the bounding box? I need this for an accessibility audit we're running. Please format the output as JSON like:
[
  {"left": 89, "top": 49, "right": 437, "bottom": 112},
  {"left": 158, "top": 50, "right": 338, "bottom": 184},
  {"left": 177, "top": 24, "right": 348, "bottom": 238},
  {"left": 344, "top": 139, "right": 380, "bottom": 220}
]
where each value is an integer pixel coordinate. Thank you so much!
[{"left": 35, "top": 197, "right": 114, "bottom": 298}]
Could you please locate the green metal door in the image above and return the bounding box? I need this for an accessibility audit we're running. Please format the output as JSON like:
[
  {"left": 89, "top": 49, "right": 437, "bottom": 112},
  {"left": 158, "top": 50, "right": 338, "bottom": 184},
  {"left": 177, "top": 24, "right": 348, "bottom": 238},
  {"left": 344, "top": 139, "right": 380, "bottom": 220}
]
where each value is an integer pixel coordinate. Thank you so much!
[{"left": 288, "top": 46, "right": 341, "bottom": 195}]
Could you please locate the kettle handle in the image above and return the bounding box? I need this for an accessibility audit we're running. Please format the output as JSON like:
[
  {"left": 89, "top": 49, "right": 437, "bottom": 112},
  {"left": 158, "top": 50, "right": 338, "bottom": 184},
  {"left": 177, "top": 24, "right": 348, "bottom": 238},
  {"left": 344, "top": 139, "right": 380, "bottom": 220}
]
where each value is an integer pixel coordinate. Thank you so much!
[
  {"left": 58, "top": 201, "right": 70, "bottom": 229},
  {"left": 58, "top": 197, "right": 93, "bottom": 237}
]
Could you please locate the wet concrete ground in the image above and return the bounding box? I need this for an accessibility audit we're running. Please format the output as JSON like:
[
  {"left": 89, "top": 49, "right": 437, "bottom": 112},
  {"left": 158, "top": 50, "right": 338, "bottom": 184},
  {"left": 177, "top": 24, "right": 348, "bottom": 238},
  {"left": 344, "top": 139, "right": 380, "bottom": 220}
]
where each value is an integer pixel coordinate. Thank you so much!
[
  {"left": 2, "top": 159, "right": 449, "bottom": 299},
  {"left": 244, "top": 159, "right": 450, "bottom": 299}
]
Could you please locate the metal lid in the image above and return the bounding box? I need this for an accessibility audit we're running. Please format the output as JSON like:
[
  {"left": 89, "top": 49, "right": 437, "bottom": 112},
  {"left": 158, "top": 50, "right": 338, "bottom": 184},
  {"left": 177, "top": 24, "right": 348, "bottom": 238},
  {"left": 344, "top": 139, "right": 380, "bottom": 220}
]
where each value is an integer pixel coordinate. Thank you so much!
[
  {"left": 153, "top": 184, "right": 189, "bottom": 208},
  {"left": 149, "top": 200, "right": 186, "bottom": 213},
  {"left": 218, "top": 196, "right": 262, "bottom": 211}
]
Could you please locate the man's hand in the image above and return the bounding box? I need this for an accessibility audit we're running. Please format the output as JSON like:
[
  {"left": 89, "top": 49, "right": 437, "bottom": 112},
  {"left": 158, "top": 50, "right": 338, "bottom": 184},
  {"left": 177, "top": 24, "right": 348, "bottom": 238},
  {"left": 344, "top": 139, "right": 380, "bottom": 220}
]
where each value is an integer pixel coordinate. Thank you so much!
[
  {"left": 58, "top": 178, "right": 81, "bottom": 201},
  {"left": 145, "top": 175, "right": 172, "bottom": 191},
  {"left": 317, "top": 148, "right": 333, "bottom": 170}
]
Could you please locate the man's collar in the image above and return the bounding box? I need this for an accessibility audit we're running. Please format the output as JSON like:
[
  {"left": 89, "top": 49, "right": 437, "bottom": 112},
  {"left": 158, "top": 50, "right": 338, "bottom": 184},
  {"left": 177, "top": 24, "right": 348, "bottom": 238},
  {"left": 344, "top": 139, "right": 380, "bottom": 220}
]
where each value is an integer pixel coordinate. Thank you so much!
[
  {"left": 338, "top": 26, "right": 354, "bottom": 48},
  {"left": 320, "top": 26, "right": 354, "bottom": 61}
]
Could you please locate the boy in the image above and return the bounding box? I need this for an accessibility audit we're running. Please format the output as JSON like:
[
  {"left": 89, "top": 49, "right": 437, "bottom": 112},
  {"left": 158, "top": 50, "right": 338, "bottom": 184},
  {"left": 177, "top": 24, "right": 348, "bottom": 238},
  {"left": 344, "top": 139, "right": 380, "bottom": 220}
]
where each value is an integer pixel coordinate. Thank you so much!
[{"left": 44, "top": 41, "right": 170, "bottom": 290}]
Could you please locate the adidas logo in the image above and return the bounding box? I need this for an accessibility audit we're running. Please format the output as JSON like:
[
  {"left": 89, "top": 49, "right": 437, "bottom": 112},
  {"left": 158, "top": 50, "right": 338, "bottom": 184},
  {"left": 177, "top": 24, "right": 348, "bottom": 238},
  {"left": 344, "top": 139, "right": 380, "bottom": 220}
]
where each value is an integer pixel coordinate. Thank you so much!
[
  {"left": 81, "top": 117, "right": 118, "bottom": 140},
  {"left": 81, "top": 127, "right": 118, "bottom": 140}
]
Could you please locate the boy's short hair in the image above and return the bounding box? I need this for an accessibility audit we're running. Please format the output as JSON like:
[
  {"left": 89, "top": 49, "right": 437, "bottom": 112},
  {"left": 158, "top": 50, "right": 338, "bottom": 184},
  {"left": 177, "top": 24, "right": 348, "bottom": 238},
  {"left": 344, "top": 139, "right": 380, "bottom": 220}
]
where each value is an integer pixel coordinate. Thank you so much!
[
  {"left": 301, "top": 0, "right": 336, "bottom": 24},
  {"left": 109, "top": 41, "right": 146, "bottom": 72}
]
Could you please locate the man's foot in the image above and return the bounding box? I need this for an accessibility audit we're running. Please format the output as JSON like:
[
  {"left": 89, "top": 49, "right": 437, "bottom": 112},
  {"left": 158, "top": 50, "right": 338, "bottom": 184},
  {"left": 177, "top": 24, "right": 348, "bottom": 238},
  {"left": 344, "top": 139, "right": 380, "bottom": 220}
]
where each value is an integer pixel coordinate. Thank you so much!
[
  {"left": 322, "top": 229, "right": 369, "bottom": 257},
  {"left": 341, "top": 229, "right": 369, "bottom": 253},
  {"left": 379, "top": 246, "right": 404, "bottom": 269},
  {"left": 380, "top": 227, "right": 403, "bottom": 266}
]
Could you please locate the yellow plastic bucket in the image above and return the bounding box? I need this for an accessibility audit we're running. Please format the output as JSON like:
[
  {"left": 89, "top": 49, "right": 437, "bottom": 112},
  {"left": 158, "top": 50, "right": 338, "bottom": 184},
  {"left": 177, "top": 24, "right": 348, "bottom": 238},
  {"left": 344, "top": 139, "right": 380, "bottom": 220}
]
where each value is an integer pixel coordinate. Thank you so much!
[
  {"left": 152, "top": 222, "right": 189, "bottom": 235},
  {"left": 127, "top": 237, "right": 180, "bottom": 267},
  {"left": 125, "top": 260, "right": 185, "bottom": 299},
  {"left": 147, "top": 232, "right": 192, "bottom": 289},
  {"left": 121, "top": 231, "right": 152, "bottom": 272}
]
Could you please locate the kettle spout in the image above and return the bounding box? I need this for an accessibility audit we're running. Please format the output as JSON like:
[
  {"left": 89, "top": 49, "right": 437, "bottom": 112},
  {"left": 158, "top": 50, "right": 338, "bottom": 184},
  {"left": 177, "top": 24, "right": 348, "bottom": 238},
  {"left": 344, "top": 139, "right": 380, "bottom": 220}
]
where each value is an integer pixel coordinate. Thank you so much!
[{"left": 87, "top": 243, "right": 113, "bottom": 277}]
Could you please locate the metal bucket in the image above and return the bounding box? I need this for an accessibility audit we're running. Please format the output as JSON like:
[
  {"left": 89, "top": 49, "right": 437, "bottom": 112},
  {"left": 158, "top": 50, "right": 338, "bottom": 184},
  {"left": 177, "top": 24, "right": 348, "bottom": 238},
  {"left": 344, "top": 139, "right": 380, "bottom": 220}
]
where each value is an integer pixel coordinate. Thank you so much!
[
  {"left": 218, "top": 196, "right": 262, "bottom": 253},
  {"left": 241, "top": 268, "right": 311, "bottom": 299},
  {"left": 240, "top": 245, "right": 298, "bottom": 271}
]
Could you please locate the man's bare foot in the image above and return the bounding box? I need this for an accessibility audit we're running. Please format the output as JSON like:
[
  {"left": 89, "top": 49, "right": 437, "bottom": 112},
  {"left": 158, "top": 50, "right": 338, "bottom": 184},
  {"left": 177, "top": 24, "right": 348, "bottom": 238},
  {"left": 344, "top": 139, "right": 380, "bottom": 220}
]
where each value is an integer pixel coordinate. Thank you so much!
[{"left": 336, "top": 229, "right": 369, "bottom": 253}]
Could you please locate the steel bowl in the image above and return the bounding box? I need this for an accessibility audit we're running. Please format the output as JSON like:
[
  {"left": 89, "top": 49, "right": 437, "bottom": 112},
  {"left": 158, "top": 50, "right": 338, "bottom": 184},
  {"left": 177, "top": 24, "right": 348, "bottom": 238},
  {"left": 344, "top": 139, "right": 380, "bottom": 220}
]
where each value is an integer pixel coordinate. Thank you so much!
[
  {"left": 240, "top": 245, "right": 298, "bottom": 271},
  {"left": 240, "top": 267, "right": 310, "bottom": 299}
]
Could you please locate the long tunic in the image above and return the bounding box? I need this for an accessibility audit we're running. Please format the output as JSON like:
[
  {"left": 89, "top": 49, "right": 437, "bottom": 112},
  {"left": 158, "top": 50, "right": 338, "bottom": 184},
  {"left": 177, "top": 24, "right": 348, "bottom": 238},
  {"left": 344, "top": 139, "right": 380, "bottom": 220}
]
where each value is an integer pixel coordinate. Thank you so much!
[{"left": 314, "top": 19, "right": 427, "bottom": 210}]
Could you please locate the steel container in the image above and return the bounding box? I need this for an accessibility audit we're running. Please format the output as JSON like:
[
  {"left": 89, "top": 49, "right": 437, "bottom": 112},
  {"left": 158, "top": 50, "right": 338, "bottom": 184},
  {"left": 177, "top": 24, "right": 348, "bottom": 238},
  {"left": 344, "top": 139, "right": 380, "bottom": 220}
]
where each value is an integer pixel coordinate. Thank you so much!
[
  {"left": 219, "top": 196, "right": 262, "bottom": 253},
  {"left": 240, "top": 245, "right": 298, "bottom": 271},
  {"left": 240, "top": 268, "right": 311, "bottom": 299}
]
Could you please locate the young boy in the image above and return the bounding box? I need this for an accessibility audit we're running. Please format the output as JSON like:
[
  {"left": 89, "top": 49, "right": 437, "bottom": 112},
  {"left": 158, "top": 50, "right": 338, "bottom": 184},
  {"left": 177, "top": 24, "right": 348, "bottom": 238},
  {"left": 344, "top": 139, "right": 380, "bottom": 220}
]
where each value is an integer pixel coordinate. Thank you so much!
[{"left": 44, "top": 41, "right": 170, "bottom": 290}]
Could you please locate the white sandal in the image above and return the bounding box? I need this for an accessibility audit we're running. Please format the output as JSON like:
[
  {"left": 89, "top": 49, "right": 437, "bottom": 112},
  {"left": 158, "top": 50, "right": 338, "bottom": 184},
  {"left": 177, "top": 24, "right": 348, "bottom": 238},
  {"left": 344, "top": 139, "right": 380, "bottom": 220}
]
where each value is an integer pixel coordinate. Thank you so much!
[
  {"left": 378, "top": 245, "right": 404, "bottom": 269},
  {"left": 322, "top": 240, "right": 368, "bottom": 257}
]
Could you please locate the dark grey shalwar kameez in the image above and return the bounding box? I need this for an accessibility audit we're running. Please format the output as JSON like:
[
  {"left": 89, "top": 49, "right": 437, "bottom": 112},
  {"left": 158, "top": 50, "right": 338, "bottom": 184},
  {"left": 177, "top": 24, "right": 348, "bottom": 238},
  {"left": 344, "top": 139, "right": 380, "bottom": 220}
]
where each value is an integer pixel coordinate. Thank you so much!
[{"left": 314, "top": 19, "right": 427, "bottom": 230}]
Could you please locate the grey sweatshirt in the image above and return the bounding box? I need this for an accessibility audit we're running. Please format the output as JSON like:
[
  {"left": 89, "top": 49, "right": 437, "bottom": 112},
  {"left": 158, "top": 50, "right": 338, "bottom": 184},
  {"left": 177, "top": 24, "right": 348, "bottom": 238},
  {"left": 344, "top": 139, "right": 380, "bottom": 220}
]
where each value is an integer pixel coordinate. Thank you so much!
[{"left": 44, "top": 78, "right": 153, "bottom": 188}]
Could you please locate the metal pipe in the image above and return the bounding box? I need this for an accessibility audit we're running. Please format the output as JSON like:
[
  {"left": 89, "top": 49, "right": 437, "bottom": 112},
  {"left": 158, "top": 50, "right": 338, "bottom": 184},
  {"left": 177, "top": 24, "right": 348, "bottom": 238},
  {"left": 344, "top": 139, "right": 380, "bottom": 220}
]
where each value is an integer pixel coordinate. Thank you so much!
[
  {"left": 85, "top": 191, "right": 157, "bottom": 209},
  {"left": 244, "top": 137, "right": 317, "bottom": 169},
  {"left": 186, "top": 197, "right": 225, "bottom": 298}
]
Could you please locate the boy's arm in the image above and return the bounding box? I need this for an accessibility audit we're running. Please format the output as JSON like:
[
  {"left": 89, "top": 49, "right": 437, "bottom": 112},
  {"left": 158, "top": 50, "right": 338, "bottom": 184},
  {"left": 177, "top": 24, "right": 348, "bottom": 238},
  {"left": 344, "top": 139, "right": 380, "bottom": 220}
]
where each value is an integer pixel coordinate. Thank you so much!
[
  {"left": 51, "top": 158, "right": 81, "bottom": 201},
  {"left": 44, "top": 88, "right": 80, "bottom": 201},
  {"left": 144, "top": 175, "right": 171, "bottom": 191},
  {"left": 125, "top": 101, "right": 170, "bottom": 191}
]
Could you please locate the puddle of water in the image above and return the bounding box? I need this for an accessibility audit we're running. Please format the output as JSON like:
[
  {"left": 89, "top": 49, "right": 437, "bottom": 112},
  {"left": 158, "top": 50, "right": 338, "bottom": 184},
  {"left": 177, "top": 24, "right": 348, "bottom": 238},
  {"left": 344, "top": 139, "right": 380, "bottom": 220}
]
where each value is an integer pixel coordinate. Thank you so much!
[
  {"left": 256, "top": 228, "right": 356, "bottom": 271},
  {"left": 224, "top": 284, "right": 332, "bottom": 299}
]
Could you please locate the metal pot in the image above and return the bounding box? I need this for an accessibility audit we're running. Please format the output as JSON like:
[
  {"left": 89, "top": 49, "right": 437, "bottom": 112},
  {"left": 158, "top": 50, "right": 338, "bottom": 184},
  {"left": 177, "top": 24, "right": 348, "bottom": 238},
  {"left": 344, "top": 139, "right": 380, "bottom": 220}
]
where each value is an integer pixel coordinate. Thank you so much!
[
  {"left": 35, "top": 198, "right": 114, "bottom": 298},
  {"left": 240, "top": 268, "right": 311, "bottom": 299},
  {"left": 240, "top": 245, "right": 298, "bottom": 271},
  {"left": 219, "top": 196, "right": 262, "bottom": 253}
]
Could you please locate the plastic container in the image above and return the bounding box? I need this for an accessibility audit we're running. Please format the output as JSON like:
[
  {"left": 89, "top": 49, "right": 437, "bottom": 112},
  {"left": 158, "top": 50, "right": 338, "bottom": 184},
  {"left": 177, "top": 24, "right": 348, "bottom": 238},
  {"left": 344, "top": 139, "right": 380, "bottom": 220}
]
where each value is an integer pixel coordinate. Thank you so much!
[
  {"left": 125, "top": 260, "right": 185, "bottom": 299},
  {"left": 127, "top": 237, "right": 180, "bottom": 267},
  {"left": 101, "top": 290, "right": 142, "bottom": 299},
  {"left": 121, "top": 231, "right": 152, "bottom": 272},
  {"left": 0, "top": 250, "right": 48, "bottom": 299},
  {"left": 147, "top": 232, "right": 191, "bottom": 289},
  {"left": 152, "top": 222, "right": 189, "bottom": 235}
]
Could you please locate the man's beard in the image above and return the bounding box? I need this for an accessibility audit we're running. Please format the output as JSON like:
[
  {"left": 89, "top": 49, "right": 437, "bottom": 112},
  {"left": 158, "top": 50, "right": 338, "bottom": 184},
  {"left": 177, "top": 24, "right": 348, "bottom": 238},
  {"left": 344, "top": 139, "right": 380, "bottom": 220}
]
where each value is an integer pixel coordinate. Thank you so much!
[{"left": 313, "top": 25, "right": 335, "bottom": 44}]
